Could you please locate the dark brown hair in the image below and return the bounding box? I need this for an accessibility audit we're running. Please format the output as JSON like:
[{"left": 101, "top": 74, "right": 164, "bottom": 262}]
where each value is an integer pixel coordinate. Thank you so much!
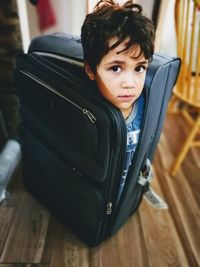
[{"left": 81, "top": 0, "right": 155, "bottom": 73}]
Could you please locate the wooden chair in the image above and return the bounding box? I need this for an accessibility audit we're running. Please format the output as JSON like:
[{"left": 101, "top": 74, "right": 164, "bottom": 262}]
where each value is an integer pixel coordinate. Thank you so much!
[{"left": 170, "top": 0, "right": 200, "bottom": 176}]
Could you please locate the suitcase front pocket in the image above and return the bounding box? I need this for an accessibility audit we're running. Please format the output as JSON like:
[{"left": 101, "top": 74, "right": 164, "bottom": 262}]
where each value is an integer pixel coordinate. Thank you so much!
[
  {"left": 16, "top": 70, "right": 112, "bottom": 183},
  {"left": 22, "top": 127, "right": 105, "bottom": 246},
  {"left": 20, "top": 70, "right": 97, "bottom": 124}
]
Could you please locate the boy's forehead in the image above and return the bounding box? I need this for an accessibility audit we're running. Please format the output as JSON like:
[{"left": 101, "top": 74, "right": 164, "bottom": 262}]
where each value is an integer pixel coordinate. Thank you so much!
[{"left": 108, "top": 37, "right": 144, "bottom": 60}]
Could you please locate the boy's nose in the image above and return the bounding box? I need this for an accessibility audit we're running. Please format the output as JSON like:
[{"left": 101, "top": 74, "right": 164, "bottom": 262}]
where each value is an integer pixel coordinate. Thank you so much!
[{"left": 121, "top": 73, "right": 136, "bottom": 89}]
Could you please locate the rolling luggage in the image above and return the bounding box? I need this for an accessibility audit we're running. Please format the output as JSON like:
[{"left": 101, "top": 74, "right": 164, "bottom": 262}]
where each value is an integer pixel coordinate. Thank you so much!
[{"left": 14, "top": 33, "right": 180, "bottom": 246}]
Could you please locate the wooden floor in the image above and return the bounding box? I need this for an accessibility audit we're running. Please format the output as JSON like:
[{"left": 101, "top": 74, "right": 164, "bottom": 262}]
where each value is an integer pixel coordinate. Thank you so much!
[{"left": 0, "top": 113, "right": 199, "bottom": 267}]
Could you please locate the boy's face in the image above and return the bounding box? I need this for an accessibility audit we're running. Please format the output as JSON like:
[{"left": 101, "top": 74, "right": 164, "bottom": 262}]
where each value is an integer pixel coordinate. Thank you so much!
[{"left": 85, "top": 37, "right": 148, "bottom": 119}]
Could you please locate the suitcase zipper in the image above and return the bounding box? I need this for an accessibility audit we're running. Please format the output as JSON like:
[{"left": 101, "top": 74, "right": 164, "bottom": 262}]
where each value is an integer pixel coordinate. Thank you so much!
[
  {"left": 106, "top": 202, "right": 112, "bottom": 215},
  {"left": 97, "top": 116, "right": 126, "bottom": 243},
  {"left": 19, "top": 70, "right": 96, "bottom": 124},
  {"left": 107, "top": 113, "right": 126, "bottom": 204},
  {"left": 106, "top": 88, "right": 149, "bottom": 236}
]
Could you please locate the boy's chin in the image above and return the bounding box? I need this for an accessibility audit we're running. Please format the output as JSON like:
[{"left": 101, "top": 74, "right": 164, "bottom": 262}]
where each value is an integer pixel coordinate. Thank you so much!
[{"left": 118, "top": 106, "right": 133, "bottom": 120}]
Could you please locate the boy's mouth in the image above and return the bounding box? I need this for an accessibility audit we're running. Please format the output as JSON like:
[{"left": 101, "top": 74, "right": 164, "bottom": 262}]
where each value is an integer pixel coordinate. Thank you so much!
[{"left": 118, "top": 95, "right": 135, "bottom": 102}]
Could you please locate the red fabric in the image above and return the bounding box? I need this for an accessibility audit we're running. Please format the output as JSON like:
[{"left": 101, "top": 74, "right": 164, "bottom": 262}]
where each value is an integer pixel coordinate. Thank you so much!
[{"left": 36, "top": 0, "right": 56, "bottom": 31}]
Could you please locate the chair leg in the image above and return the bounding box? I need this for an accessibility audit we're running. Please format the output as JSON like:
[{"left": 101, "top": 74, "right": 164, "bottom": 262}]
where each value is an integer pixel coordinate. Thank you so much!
[{"left": 171, "top": 114, "right": 200, "bottom": 176}]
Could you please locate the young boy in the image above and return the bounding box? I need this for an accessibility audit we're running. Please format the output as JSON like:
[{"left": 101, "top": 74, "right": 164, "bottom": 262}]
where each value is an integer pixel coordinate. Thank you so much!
[{"left": 81, "top": 0, "right": 155, "bottom": 201}]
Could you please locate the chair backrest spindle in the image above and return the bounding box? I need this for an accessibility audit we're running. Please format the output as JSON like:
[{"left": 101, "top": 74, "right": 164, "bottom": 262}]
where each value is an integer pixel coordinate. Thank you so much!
[{"left": 174, "top": 0, "right": 200, "bottom": 107}]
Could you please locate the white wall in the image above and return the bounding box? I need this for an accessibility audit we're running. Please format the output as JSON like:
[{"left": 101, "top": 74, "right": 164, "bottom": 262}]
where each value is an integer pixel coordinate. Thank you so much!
[
  {"left": 16, "top": 0, "right": 31, "bottom": 53},
  {"left": 155, "top": 0, "right": 176, "bottom": 56},
  {"left": 17, "top": 0, "right": 87, "bottom": 52}
]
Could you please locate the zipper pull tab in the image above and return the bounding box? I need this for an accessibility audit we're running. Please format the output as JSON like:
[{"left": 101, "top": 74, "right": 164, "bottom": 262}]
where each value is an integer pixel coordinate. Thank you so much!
[
  {"left": 83, "top": 109, "right": 96, "bottom": 124},
  {"left": 106, "top": 202, "right": 112, "bottom": 215}
]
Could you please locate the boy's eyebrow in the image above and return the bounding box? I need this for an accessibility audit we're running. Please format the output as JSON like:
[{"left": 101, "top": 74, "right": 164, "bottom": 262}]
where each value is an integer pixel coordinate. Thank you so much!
[
  {"left": 105, "top": 60, "right": 126, "bottom": 66},
  {"left": 136, "top": 60, "right": 149, "bottom": 65},
  {"left": 130, "top": 58, "right": 149, "bottom": 64},
  {"left": 105, "top": 59, "right": 149, "bottom": 66}
]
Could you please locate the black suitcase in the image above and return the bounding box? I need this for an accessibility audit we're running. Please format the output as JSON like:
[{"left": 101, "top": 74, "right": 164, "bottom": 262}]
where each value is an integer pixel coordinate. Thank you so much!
[{"left": 14, "top": 33, "right": 180, "bottom": 246}]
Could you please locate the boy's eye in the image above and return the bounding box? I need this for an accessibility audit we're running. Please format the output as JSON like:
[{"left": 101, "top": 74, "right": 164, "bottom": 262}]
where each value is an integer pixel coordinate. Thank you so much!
[
  {"left": 135, "top": 65, "right": 147, "bottom": 73},
  {"left": 111, "top": 65, "right": 122, "bottom": 73}
]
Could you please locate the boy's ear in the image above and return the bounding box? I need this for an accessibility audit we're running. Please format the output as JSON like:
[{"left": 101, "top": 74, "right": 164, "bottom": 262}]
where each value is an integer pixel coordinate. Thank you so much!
[{"left": 84, "top": 62, "right": 96, "bottom": 80}]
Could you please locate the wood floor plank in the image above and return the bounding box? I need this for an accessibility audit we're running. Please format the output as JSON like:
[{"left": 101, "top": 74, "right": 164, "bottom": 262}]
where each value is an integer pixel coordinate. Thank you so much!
[
  {"left": 99, "top": 213, "right": 149, "bottom": 267},
  {"left": 0, "top": 208, "right": 15, "bottom": 255},
  {"left": 162, "top": 114, "right": 185, "bottom": 157},
  {"left": 88, "top": 247, "right": 101, "bottom": 267},
  {"left": 161, "top": 170, "right": 200, "bottom": 266},
  {"left": 49, "top": 221, "right": 101, "bottom": 267},
  {"left": 153, "top": 157, "right": 199, "bottom": 266},
  {"left": 49, "top": 222, "right": 90, "bottom": 267},
  {"left": 0, "top": 264, "right": 48, "bottom": 267},
  {"left": 40, "top": 216, "right": 64, "bottom": 264},
  {"left": 154, "top": 126, "right": 200, "bottom": 266},
  {"left": 182, "top": 149, "right": 200, "bottom": 206},
  {"left": 48, "top": 212, "right": 149, "bottom": 267},
  {"left": 0, "top": 193, "right": 50, "bottom": 263},
  {"left": 139, "top": 171, "right": 190, "bottom": 267}
]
